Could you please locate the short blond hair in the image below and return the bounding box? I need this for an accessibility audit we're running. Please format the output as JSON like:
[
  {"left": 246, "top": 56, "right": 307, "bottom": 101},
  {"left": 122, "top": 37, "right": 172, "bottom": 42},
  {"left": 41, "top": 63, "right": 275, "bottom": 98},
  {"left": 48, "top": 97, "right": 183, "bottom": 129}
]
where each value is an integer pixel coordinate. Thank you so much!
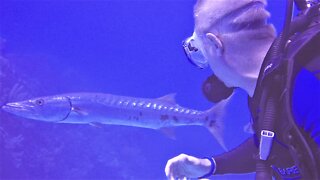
[{"left": 194, "top": 0, "right": 270, "bottom": 34}]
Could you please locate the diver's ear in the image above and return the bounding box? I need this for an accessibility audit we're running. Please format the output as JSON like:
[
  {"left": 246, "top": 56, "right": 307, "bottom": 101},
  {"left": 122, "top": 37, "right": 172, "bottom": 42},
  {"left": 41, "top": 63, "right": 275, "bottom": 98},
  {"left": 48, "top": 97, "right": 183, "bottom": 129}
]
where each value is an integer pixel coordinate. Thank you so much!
[{"left": 206, "top": 33, "right": 224, "bottom": 57}]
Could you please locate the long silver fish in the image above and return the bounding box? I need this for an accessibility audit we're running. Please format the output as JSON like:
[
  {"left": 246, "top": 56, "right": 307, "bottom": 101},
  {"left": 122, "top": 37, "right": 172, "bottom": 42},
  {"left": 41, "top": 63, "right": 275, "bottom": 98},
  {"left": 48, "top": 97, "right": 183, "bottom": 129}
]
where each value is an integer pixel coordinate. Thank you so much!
[{"left": 1, "top": 92, "right": 232, "bottom": 150}]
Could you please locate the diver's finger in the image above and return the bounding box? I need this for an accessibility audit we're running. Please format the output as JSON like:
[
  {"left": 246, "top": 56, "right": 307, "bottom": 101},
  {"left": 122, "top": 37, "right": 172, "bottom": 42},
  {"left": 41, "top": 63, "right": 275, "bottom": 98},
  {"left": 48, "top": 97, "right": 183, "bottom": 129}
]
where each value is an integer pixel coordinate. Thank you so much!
[
  {"left": 169, "top": 175, "right": 175, "bottom": 180},
  {"left": 165, "top": 160, "right": 176, "bottom": 180},
  {"left": 177, "top": 176, "right": 189, "bottom": 180},
  {"left": 168, "top": 171, "right": 175, "bottom": 180},
  {"left": 165, "top": 162, "right": 169, "bottom": 176},
  {"left": 165, "top": 159, "right": 173, "bottom": 177}
]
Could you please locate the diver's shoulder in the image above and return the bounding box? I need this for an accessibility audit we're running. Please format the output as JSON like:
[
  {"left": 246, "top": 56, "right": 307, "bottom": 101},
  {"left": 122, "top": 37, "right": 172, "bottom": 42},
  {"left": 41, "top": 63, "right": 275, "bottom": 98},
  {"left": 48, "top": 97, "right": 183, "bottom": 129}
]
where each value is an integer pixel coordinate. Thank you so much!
[{"left": 286, "top": 21, "right": 320, "bottom": 60}]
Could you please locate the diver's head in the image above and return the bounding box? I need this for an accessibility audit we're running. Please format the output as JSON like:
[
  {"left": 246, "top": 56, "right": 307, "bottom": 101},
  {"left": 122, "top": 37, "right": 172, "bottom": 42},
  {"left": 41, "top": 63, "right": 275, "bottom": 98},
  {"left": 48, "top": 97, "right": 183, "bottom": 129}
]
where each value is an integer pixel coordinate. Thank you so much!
[
  {"left": 183, "top": 0, "right": 276, "bottom": 96},
  {"left": 1, "top": 95, "right": 71, "bottom": 122}
]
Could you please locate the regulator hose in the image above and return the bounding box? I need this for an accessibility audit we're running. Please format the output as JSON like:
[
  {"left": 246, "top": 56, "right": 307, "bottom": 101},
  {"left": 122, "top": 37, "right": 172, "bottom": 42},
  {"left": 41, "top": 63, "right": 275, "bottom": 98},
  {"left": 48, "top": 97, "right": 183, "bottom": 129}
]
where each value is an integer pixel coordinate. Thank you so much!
[
  {"left": 255, "top": 0, "right": 294, "bottom": 179},
  {"left": 202, "top": 74, "right": 234, "bottom": 103}
]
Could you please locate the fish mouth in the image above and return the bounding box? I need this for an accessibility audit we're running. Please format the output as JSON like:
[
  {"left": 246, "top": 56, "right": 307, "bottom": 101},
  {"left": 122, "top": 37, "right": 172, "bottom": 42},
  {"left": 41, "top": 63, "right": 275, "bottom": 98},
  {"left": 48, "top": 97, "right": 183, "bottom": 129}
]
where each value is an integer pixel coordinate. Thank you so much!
[
  {"left": 1, "top": 102, "right": 30, "bottom": 114},
  {"left": 2, "top": 103, "right": 16, "bottom": 110},
  {"left": 1, "top": 96, "right": 73, "bottom": 122}
]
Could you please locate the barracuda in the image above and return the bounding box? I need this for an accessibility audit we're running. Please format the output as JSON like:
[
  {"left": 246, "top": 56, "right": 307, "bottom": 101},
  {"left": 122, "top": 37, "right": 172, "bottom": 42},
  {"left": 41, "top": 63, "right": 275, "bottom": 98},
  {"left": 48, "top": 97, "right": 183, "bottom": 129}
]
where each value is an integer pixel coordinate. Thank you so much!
[{"left": 1, "top": 92, "right": 232, "bottom": 150}]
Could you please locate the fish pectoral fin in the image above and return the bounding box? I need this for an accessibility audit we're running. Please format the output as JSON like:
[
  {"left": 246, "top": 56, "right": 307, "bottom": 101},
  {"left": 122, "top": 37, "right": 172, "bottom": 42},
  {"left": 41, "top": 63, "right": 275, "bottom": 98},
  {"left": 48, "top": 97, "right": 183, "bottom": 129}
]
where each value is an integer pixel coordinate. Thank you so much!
[
  {"left": 72, "top": 107, "right": 88, "bottom": 116},
  {"left": 89, "top": 122, "right": 103, "bottom": 128},
  {"left": 157, "top": 93, "right": 177, "bottom": 105},
  {"left": 159, "top": 127, "right": 176, "bottom": 140}
]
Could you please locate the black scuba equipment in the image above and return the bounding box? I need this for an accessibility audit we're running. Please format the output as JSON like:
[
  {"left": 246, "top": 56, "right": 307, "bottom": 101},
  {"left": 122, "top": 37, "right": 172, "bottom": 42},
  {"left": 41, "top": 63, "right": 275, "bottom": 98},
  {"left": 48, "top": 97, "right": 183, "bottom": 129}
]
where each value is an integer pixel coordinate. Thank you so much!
[
  {"left": 182, "top": 33, "right": 209, "bottom": 69},
  {"left": 202, "top": 74, "right": 234, "bottom": 103},
  {"left": 253, "top": 0, "right": 320, "bottom": 179}
]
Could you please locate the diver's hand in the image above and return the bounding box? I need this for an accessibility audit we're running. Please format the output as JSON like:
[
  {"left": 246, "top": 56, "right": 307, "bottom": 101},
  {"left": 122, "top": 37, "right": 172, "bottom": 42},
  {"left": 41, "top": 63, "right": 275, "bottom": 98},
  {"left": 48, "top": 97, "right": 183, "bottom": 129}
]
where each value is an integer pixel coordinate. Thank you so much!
[{"left": 165, "top": 154, "right": 212, "bottom": 180}]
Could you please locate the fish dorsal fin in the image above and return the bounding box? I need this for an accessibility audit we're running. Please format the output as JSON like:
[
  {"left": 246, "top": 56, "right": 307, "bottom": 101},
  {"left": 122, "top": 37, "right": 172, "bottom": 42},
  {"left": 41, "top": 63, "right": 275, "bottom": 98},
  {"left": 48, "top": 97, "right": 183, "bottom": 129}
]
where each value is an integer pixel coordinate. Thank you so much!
[
  {"left": 157, "top": 93, "right": 177, "bottom": 104},
  {"left": 89, "top": 122, "right": 103, "bottom": 128}
]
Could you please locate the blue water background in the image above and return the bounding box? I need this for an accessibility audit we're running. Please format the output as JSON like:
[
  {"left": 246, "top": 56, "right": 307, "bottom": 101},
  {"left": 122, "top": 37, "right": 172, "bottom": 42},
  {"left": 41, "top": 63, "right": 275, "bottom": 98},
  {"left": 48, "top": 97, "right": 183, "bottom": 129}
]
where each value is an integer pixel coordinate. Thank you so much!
[{"left": 0, "top": 0, "right": 284, "bottom": 179}]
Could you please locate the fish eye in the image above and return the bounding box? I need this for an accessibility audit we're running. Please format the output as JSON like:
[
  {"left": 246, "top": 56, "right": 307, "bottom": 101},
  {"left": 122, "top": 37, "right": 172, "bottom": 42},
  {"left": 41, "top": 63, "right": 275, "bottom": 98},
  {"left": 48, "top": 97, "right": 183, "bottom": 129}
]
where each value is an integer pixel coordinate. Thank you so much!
[{"left": 35, "top": 99, "right": 44, "bottom": 106}]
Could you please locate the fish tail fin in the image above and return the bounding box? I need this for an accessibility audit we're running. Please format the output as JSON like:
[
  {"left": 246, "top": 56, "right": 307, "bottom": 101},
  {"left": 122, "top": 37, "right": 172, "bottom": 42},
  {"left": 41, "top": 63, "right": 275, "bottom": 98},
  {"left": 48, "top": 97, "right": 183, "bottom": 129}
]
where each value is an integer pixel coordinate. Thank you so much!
[{"left": 204, "top": 93, "right": 234, "bottom": 151}]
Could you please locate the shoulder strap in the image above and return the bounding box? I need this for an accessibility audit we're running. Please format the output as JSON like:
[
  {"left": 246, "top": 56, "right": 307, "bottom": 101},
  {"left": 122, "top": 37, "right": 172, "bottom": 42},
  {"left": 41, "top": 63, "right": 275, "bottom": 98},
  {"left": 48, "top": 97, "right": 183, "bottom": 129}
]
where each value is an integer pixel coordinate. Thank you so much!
[{"left": 287, "top": 21, "right": 320, "bottom": 78}]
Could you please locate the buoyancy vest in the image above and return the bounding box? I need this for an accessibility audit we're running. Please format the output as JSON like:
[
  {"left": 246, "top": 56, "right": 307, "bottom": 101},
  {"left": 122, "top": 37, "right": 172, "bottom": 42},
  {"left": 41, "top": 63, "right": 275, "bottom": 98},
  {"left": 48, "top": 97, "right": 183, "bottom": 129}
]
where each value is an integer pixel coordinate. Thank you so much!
[{"left": 249, "top": 13, "right": 320, "bottom": 179}]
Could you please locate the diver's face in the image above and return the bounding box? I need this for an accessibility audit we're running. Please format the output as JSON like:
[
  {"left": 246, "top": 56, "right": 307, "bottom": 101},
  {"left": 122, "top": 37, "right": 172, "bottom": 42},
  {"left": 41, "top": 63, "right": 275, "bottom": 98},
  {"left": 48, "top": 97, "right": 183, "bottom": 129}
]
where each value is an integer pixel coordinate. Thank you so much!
[{"left": 188, "top": 0, "right": 276, "bottom": 87}]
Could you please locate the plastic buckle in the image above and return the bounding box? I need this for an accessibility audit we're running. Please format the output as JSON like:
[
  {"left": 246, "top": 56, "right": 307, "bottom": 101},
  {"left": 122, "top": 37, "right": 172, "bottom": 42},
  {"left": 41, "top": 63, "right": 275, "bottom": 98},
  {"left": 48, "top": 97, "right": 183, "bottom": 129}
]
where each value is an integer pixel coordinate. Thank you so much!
[{"left": 259, "top": 130, "right": 275, "bottom": 160}]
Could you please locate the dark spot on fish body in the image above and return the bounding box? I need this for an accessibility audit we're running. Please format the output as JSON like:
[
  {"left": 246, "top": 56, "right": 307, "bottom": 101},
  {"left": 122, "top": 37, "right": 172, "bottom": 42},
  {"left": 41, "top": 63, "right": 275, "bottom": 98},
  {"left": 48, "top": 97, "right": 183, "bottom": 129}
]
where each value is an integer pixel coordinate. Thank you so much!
[
  {"left": 205, "top": 116, "right": 209, "bottom": 122},
  {"left": 209, "top": 120, "right": 216, "bottom": 127},
  {"left": 160, "top": 115, "right": 169, "bottom": 121},
  {"left": 139, "top": 112, "right": 143, "bottom": 116},
  {"left": 172, "top": 116, "right": 178, "bottom": 122}
]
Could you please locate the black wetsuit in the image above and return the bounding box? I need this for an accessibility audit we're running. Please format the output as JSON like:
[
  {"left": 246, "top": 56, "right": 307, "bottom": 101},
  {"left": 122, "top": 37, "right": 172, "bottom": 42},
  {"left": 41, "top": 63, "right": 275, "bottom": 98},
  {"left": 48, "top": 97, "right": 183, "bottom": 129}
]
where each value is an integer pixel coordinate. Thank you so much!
[{"left": 213, "top": 17, "right": 320, "bottom": 180}]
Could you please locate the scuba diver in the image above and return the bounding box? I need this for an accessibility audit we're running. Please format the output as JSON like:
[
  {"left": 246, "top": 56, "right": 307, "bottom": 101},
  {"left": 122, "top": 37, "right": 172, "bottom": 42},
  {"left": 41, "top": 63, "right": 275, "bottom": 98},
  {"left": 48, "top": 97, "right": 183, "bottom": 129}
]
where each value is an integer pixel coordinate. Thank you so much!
[{"left": 165, "top": 0, "right": 320, "bottom": 179}]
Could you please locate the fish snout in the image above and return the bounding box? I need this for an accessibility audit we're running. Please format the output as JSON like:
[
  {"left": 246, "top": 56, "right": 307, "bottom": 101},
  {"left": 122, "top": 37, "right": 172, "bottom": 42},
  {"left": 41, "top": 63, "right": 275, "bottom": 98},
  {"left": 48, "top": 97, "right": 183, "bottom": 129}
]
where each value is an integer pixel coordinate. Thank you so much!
[{"left": 1, "top": 102, "right": 27, "bottom": 113}]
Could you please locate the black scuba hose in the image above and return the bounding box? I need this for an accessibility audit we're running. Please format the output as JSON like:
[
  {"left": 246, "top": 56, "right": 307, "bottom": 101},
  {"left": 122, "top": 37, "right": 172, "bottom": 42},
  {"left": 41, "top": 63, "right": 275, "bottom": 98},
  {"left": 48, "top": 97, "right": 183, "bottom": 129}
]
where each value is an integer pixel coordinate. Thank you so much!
[
  {"left": 255, "top": 94, "right": 277, "bottom": 180},
  {"left": 255, "top": 92, "right": 278, "bottom": 180},
  {"left": 255, "top": 0, "right": 294, "bottom": 179},
  {"left": 268, "top": 0, "right": 294, "bottom": 58}
]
